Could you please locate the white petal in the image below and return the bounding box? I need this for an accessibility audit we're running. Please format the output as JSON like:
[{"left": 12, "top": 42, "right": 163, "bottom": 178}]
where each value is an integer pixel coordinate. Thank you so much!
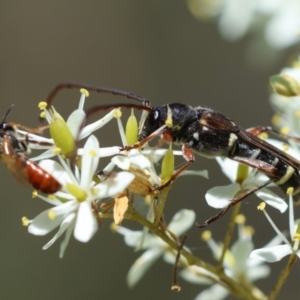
[
  {"left": 179, "top": 169, "right": 209, "bottom": 179},
  {"left": 215, "top": 157, "right": 239, "bottom": 182},
  {"left": 128, "top": 149, "right": 151, "bottom": 169},
  {"left": 79, "top": 109, "right": 116, "bottom": 140},
  {"left": 94, "top": 171, "right": 135, "bottom": 198},
  {"left": 206, "top": 183, "right": 241, "bottom": 208},
  {"left": 112, "top": 155, "right": 130, "bottom": 170},
  {"left": 247, "top": 265, "right": 271, "bottom": 282},
  {"left": 66, "top": 109, "right": 86, "bottom": 138},
  {"left": 180, "top": 266, "right": 215, "bottom": 284},
  {"left": 250, "top": 244, "right": 293, "bottom": 262},
  {"left": 59, "top": 219, "right": 76, "bottom": 258},
  {"left": 74, "top": 201, "right": 98, "bottom": 242},
  {"left": 265, "top": 4, "right": 300, "bottom": 49},
  {"left": 28, "top": 201, "right": 77, "bottom": 235},
  {"left": 230, "top": 240, "right": 253, "bottom": 275},
  {"left": 195, "top": 284, "right": 229, "bottom": 300},
  {"left": 80, "top": 135, "right": 100, "bottom": 189},
  {"left": 255, "top": 189, "right": 288, "bottom": 213},
  {"left": 168, "top": 209, "right": 196, "bottom": 236},
  {"left": 218, "top": 0, "right": 256, "bottom": 41},
  {"left": 77, "top": 146, "right": 120, "bottom": 157},
  {"left": 117, "top": 227, "right": 162, "bottom": 249},
  {"left": 99, "top": 147, "right": 121, "bottom": 157},
  {"left": 31, "top": 149, "right": 56, "bottom": 161},
  {"left": 42, "top": 213, "right": 76, "bottom": 249},
  {"left": 127, "top": 248, "right": 162, "bottom": 288}
]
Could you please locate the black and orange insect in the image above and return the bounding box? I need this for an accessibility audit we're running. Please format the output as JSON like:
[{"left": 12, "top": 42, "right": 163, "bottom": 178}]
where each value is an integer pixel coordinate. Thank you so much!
[{"left": 0, "top": 105, "right": 61, "bottom": 194}]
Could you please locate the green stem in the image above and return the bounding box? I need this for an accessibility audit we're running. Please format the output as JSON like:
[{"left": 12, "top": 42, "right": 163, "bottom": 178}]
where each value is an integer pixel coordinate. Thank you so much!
[
  {"left": 269, "top": 252, "right": 298, "bottom": 300},
  {"left": 102, "top": 207, "right": 265, "bottom": 300},
  {"left": 218, "top": 202, "right": 241, "bottom": 269}
]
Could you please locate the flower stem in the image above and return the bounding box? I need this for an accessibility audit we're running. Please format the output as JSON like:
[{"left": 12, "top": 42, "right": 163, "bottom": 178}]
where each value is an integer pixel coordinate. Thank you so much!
[
  {"left": 105, "top": 205, "right": 265, "bottom": 300},
  {"left": 218, "top": 201, "right": 241, "bottom": 269},
  {"left": 269, "top": 252, "right": 298, "bottom": 300}
]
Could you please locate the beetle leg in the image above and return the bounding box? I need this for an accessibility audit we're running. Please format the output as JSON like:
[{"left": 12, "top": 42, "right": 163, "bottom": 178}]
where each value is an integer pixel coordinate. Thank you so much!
[
  {"left": 196, "top": 178, "right": 276, "bottom": 228},
  {"left": 247, "top": 125, "right": 300, "bottom": 143},
  {"left": 229, "top": 155, "right": 281, "bottom": 177}
]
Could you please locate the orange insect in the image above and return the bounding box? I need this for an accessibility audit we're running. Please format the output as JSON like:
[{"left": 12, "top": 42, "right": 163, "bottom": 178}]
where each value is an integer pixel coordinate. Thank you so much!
[{"left": 0, "top": 105, "right": 61, "bottom": 194}]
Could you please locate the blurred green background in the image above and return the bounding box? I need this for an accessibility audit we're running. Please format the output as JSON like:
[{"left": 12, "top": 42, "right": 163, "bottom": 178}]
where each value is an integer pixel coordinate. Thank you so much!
[{"left": 0, "top": 1, "right": 298, "bottom": 299}]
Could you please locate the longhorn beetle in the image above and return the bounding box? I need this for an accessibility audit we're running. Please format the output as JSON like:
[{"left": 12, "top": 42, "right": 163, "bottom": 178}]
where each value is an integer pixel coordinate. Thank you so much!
[{"left": 45, "top": 82, "right": 300, "bottom": 227}]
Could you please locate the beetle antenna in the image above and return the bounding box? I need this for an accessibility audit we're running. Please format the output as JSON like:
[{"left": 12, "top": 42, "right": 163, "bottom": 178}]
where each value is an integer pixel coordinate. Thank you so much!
[
  {"left": 46, "top": 82, "right": 151, "bottom": 107},
  {"left": 1, "top": 104, "right": 14, "bottom": 124}
]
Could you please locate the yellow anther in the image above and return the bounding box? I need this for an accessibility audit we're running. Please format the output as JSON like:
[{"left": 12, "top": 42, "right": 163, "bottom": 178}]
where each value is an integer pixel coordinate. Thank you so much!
[
  {"left": 40, "top": 112, "right": 46, "bottom": 119},
  {"left": 257, "top": 202, "right": 266, "bottom": 211},
  {"left": 292, "top": 60, "right": 300, "bottom": 69},
  {"left": 281, "top": 127, "right": 290, "bottom": 135},
  {"left": 114, "top": 108, "right": 122, "bottom": 118},
  {"left": 48, "top": 210, "right": 56, "bottom": 220},
  {"left": 38, "top": 102, "right": 48, "bottom": 110},
  {"left": 235, "top": 214, "right": 246, "bottom": 224},
  {"left": 21, "top": 217, "right": 29, "bottom": 227},
  {"left": 243, "top": 226, "right": 255, "bottom": 237},
  {"left": 293, "top": 233, "right": 300, "bottom": 241},
  {"left": 48, "top": 194, "right": 56, "bottom": 200},
  {"left": 80, "top": 88, "right": 89, "bottom": 97},
  {"left": 258, "top": 132, "right": 268, "bottom": 140},
  {"left": 52, "top": 147, "right": 62, "bottom": 154},
  {"left": 201, "top": 230, "right": 212, "bottom": 241},
  {"left": 282, "top": 144, "right": 290, "bottom": 152},
  {"left": 110, "top": 222, "right": 119, "bottom": 232},
  {"left": 32, "top": 190, "right": 38, "bottom": 198},
  {"left": 295, "top": 110, "right": 300, "bottom": 118},
  {"left": 271, "top": 114, "right": 282, "bottom": 127},
  {"left": 91, "top": 188, "right": 99, "bottom": 196},
  {"left": 145, "top": 195, "right": 152, "bottom": 205},
  {"left": 287, "top": 187, "right": 294, "bottom": 195},
  {"left": 89, "top": 149, "right": 97, "bottom": 157}
]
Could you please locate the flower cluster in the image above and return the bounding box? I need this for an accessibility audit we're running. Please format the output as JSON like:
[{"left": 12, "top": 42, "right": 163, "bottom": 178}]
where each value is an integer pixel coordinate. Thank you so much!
[
  {"left": 187, "top": 0, "right": 300, "bottom": 50},
  {"left": 6, "top": 61, "right": 300, "bottom": 299}
]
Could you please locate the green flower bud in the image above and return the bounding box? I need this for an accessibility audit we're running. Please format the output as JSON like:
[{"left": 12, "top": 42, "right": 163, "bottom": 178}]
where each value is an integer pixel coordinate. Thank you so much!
[
  {"left": 125, "top": 109, "right": 138, "bottom": 145},
  {"left": 161, "top": 144, "right": 174, "bottom": 184},
  {"left": 270, "top": 74, "right": 300, "bottom": 97},
  {"left": 49, "top": 107, "right": 75, "bottom": 156}
]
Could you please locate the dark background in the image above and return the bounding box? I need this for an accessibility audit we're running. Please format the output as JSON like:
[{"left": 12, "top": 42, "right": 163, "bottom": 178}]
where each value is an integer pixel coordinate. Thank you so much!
[{"left": 0, "top": 1, "right": 299, "bottom": 299}]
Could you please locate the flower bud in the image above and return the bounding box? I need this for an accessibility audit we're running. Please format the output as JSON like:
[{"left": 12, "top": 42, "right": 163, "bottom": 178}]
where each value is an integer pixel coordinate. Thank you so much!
[
  {"left": 125, "top": 109, "right": 138, "bottom": 145},
  {"left": 270, "top": 74, "right": 300, "bottom": 96},
  {"left": 49, "top": 107, "right": 75, "bottom": 156},
  {"left": 161, "top": 144, "right": 174, "bottom": 184}
]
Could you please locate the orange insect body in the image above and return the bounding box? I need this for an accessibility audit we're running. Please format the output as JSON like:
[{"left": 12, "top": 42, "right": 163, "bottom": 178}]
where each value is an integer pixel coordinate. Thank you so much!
[{"left": 0, "top": 107, "right": 61, "bottom": 194}]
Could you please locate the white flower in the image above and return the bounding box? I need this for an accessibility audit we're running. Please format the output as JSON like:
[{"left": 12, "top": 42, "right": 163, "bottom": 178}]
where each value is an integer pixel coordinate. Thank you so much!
[
  {"left": 116, "top": 209, "right": 196, "bottom": 287},
  {"left": 187, "top": 0, "right": 300, "bottom": 49},
  {"left": 181, "top": 216, "right": 272, "bottom": 300},
  {"left": 250, "top": 193, "right": 300, "bottom": 262},
  {"left": 206, "top": 157, "right": 287, "bottom": 212},
  {"left": 270, "top": 60, "right": 300, "bottom": 136},
  {"left": 19, "top": 89, "right": 117, "bottom": 161},
  {"left": 27, "top": 135, "right": 135, "bottom": 257}
]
